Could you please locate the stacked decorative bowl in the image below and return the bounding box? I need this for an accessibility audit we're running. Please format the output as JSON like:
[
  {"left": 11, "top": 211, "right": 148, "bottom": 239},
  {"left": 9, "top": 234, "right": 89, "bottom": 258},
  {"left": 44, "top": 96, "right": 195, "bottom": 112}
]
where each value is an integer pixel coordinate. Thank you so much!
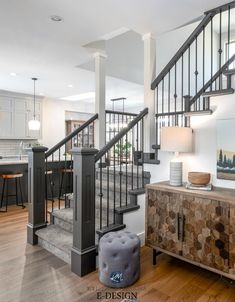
[{"left": 188, "top": 172, "right": 211, "bottom": 186}]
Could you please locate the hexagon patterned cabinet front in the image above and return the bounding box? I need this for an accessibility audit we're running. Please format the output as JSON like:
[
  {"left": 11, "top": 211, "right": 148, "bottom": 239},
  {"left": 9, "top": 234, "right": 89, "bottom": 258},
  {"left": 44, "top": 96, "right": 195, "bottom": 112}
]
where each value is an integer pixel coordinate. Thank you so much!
[
  {"left": 146, "top": 189, "right": 183, "bottom": 255},
  {"left": 146, "top": 184, "right": 235, "bottom": 278},
  {"left": 182, "top": 195, "right": 230, "bottom": 273}
]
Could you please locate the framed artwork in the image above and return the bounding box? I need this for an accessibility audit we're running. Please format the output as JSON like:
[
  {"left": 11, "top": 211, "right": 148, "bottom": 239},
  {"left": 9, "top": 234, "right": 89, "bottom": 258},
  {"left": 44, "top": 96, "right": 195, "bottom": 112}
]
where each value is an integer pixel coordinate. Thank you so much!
[{"left": 217, "top": 119, "right": 235, "bottom": 180}]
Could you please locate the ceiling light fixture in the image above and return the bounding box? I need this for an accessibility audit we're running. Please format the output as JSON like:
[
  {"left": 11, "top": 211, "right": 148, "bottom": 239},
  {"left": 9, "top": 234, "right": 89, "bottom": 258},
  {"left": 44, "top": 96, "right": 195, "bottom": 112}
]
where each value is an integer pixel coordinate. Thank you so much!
[
  {"left": 28, "top": 78, "right": 40, "bottom": 131},
  {"left": 68, "top": 84, "right": 73, "bottom": 88},
  {"left": 50, "top": 15, "right": 63, "bottom": 22},
  {"left": 10, "top": 72, "right": 17, "bottom": 77},
  {"left": 109, "top": 98, "right": 128, "bottom": 130}
]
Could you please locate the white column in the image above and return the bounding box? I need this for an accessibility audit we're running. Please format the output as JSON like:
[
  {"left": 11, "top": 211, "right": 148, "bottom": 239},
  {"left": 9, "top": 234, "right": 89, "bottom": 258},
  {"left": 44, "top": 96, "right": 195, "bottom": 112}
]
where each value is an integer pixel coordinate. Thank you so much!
[
  {"left": 143, "top": 33, "right": 156, "bottom": 153},
  {"left": 94, "top": 52, "right": 107, "bottom": 149}
]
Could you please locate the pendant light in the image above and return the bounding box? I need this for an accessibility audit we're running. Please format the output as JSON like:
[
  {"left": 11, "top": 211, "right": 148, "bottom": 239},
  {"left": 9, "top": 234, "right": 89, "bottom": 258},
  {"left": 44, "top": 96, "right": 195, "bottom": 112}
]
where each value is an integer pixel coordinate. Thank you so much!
[
  {"left": 28, "top": 77, "right": 40, "bottom": 131},
  {"left": 109, "top": 98, "right": 128, "bottom": 130}
]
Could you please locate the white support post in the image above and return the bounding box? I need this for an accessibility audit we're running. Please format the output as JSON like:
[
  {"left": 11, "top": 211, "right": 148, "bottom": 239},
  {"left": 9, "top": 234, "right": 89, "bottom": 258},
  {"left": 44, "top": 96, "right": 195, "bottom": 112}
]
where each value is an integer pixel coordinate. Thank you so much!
[
  {"left": 94, "top": 52, "right": 107, "bottom": 150},
  {"left": 143, "top": 33, "right": 156, "bottom": 153}
]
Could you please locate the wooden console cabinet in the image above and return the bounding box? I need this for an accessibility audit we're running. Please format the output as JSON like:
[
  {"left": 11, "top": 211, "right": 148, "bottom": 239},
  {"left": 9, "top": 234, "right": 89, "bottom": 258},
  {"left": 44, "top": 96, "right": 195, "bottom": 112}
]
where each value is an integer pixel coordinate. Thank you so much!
[{"left": 146, "top": 181, "right": 235, "bottom": 279}]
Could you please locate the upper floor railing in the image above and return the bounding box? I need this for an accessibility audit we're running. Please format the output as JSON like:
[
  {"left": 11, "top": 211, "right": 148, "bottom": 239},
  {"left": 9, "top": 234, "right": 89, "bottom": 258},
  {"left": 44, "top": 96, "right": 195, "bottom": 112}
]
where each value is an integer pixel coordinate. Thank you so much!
[{"left": 152, "top": 1, "right": 235, "bottom": 146}]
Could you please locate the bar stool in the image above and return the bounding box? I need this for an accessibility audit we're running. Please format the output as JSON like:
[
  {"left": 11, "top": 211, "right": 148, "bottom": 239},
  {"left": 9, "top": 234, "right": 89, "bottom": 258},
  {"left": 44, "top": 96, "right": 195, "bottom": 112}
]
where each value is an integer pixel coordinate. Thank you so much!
[
  {"left": 0, "top": 173, "right": 25, "bottom": 212},
  {"left": 59, "top": 168, "right": 73, "bottom": 207}
]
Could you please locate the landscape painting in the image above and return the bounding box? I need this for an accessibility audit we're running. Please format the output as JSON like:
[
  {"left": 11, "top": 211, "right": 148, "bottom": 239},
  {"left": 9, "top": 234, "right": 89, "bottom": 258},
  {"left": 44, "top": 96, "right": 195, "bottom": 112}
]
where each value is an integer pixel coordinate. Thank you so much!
[{"left": 217, "top": 119, "right": 235, "bottom": 181}]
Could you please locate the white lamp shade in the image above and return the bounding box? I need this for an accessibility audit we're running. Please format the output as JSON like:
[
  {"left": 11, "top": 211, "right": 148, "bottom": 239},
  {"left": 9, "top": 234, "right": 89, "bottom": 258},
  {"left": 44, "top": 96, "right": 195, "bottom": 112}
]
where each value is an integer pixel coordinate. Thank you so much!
[
  {"left": 28, "top": 119, "right": 40, "bottom": 131},
  {"left": 160, "top": 126, "right": 192, "bottom": 153}
]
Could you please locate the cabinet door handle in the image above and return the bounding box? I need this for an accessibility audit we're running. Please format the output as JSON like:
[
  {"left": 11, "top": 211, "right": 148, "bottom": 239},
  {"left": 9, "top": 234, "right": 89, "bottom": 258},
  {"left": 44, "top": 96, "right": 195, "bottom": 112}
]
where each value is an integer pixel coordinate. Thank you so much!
[
  {"left": 182, "top": 214, "right": 186, "bottom": 242},
  {"left": 177, "top": 213, "right": 182, "bottom": 241}
]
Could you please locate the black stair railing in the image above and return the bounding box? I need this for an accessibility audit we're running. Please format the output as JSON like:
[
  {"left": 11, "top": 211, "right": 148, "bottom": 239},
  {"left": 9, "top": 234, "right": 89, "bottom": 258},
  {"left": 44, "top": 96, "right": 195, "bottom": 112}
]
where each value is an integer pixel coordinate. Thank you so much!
[
  {"left": 189, "top": 53, "right": 235, "bottom": 108},
  {"left": 152, "top": 1, "right": 235, "bottom": 147},
  {"left": 44, "top": 113, "right": 98, "bottom": 217},
  {"left": 95, "top": 108, "right": 148, "bottom": 233},
  {"left": 105, "top": 109, "right": 137, "bottom": 144}
]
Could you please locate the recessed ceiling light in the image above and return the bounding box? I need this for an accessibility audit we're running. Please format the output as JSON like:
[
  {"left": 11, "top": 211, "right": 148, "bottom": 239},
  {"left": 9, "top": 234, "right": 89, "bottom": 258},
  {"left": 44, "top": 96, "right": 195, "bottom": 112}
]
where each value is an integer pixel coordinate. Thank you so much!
[
  {"left": 67, "top": 84, "right": 73, "bottom": 88},
  {"left": 50, "top": 15, "right": 63, "bottom": 22},
  {"left": 61, "top": 92, "right": 95, "bottom": 101},
  {"left": 10, "top": 72, "right": 17, "bottom": 77}
]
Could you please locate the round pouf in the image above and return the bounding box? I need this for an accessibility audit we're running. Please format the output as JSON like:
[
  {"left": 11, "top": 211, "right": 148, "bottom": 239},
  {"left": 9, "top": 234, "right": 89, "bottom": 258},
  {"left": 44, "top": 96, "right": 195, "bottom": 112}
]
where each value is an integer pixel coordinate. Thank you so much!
[{"left": 98, "top": 230, "right": 140, "bottom": 288}]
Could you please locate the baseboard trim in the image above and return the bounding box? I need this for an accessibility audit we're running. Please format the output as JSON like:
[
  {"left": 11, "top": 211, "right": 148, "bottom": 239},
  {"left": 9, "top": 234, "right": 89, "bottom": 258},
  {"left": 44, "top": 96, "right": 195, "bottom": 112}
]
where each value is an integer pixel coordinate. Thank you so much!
[{"left": 137, "top": 231, "right": 145, "bottom": 247}]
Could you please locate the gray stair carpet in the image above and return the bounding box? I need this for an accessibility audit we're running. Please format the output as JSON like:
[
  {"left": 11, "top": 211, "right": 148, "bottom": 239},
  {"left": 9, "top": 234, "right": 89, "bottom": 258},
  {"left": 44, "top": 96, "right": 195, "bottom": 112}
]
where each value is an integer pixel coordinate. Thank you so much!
[
  {"left": 36, "top": 225, "right": 72, "bottom": 264},
  {"left": 52, "top": 208, "right": 73, "bottom": 232},
  {"left": 37, "top": 167, "right": 150, "bottom": 264}
]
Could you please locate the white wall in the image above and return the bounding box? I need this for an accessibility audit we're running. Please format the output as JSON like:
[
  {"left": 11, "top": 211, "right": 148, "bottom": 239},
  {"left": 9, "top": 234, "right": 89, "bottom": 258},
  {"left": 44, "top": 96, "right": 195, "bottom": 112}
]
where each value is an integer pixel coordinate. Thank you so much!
[
  {"left": 156, "top": 21, "right": 199, "bottom": 74},
  {"left": 41, "top": 98, "right": 94, "bottom": 149}
]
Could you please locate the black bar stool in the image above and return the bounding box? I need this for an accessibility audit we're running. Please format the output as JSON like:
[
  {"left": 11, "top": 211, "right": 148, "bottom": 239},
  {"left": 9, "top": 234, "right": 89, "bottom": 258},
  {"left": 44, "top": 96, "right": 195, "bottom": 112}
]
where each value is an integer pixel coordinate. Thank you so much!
[{"left": 0, "top": 173, "right": 25, "bottom": 212}]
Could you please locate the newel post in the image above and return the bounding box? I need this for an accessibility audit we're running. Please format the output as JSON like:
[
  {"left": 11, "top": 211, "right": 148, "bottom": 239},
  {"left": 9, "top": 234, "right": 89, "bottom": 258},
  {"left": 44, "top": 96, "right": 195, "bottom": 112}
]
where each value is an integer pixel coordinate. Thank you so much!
[
  {"left": 27, "top": 146, "right": 48, "bottom": 245},
  {"left": 71, "top": 148, "right": 98, "bottom": 277}
]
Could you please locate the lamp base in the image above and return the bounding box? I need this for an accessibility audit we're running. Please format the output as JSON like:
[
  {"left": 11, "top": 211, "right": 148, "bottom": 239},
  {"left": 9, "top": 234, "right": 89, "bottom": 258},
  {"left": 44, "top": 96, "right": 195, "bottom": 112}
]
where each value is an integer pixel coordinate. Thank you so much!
[{"left": 170, "top": 161, "right": 182, "bottom": 186}]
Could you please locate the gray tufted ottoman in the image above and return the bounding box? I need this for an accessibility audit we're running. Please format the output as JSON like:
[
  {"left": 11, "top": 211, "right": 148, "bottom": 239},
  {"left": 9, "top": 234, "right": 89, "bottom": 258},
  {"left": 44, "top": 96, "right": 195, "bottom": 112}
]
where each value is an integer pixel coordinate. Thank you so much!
[{"left": 98, "top": 230, "right": 140, "bottom": 288}]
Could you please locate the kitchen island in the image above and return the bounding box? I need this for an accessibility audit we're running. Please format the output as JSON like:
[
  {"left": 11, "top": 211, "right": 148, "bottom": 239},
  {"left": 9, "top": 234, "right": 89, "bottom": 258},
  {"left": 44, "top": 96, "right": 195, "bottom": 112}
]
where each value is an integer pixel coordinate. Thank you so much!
[{"left": 0, "top": 156, "right": 73, "bottom": 206}]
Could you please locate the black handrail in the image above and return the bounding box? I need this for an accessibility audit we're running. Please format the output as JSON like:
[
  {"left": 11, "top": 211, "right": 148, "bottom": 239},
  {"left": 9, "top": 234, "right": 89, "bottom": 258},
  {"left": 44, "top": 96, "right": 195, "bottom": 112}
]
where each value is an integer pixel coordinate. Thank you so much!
[
  {"left": 151, "top": 12, "right": 214, "bottom": 89},
  {"left": 95, "top": 108, "right": 148, "bottom": 162},
  {"left": 46, "top": 113, "right": 98, "bottom": 158},
  {"left": 205, "top": 1, "right": 235, "bottom": 14},
  {"left": 190, "top": 53, "right": 235, "bottom": 106},
  {"left": 105, "top": 110, "right": 138, "bottom": 117}
]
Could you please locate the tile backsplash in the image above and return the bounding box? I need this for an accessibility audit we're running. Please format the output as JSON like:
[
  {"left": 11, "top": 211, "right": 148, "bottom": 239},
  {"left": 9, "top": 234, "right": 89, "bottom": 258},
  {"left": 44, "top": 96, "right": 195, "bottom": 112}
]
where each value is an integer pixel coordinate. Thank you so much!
[{"left": 0, "top": 140, "right": 37, "bottom": 157}]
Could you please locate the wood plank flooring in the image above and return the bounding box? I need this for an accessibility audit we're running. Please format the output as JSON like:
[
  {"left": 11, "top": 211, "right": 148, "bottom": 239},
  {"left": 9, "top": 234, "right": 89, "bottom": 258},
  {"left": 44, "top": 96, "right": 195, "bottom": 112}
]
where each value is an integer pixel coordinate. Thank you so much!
[{"left": 1, "top": 205, "right": 235, "bottom": 302}]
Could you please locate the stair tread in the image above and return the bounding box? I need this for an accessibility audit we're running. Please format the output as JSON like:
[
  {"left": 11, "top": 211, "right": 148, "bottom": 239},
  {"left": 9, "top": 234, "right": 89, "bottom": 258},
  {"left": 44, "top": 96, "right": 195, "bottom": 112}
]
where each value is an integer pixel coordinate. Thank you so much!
[
  {"left": 36, "top": 225, "right": 72, "bottom": 254},
  {"left": 202, "top": 88, "right": 234, "bottom": 97},
  {"left": 129, "top": 188, "right": 145, "bottom": 195},
  {"left": 95, "top": 179, "right": 145, "bottom": 193},
  {"left": 96, "top": 167, "right": 151, "bottom": 179},
  {"left": 52, "top": 208, "right": 73, "bottom": 223},
  {"left": 115, "top": 204, "right": 140, "bottom": 214},
  {"left": 96, "top": 223, "right": 126, "bottom": 236},
  {"left": 223, "top": 68, "right": 235, "bottom": 76}
]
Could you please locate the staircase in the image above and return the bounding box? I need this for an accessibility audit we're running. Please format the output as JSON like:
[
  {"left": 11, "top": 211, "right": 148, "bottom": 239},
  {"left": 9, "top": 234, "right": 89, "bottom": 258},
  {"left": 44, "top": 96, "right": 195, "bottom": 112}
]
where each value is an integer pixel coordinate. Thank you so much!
[
  {"left": 36, "top": 168, "right": 150, "bottom": 264},
  {"left": 28, "top": 1, "right": 235, "bottom": 277},
  {"left": 34, "top": 108, "right": 150, "bottom": 267}
]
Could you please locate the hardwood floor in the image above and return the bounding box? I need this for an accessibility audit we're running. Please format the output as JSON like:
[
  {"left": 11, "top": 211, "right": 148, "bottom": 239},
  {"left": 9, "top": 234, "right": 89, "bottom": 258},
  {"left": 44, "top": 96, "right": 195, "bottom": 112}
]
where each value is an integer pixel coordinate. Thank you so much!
[{"left": 1, "top": 206, "right": 235, "bottom": 302}]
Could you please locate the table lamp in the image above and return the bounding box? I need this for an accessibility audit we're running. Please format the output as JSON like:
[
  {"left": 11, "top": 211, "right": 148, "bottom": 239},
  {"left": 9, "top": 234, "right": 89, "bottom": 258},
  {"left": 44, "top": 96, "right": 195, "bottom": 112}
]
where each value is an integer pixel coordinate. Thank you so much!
[{"left": 160, "top": 126, "right": 193, "bottom": 186}]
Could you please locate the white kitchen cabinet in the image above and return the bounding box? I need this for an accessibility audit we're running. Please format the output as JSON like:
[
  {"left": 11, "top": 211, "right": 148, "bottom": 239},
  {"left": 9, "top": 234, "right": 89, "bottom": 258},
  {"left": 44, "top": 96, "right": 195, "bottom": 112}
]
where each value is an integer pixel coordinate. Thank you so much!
[
  {"left": 0, "top": 92, "right": 42, "bottom": 139},
  {"left": 0, "top": 111, "right": 13, "bottom": 137},
  {"left": 0, "top": 97, "right": 13, "bottom": 138},
  {"left": 14, "top": 111, "right": 27, "bottom": 138}
]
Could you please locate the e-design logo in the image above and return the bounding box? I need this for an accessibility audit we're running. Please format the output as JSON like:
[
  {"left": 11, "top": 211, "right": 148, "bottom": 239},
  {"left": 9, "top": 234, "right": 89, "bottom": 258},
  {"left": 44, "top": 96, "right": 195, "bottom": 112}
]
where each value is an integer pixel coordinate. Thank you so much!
[{"left": 110, "top": 272, "right": 124, "bottom": 284}]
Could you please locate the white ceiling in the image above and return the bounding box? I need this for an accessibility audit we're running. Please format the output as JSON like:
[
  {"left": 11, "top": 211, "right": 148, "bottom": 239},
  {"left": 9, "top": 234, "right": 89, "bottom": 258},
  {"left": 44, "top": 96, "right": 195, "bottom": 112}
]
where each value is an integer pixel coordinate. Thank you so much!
[
  {"left": 80, "top": 30, "right": 144, "bottom": 85},
  {"left": 0, "top": 0, "right": 231, "bottom": 102}
]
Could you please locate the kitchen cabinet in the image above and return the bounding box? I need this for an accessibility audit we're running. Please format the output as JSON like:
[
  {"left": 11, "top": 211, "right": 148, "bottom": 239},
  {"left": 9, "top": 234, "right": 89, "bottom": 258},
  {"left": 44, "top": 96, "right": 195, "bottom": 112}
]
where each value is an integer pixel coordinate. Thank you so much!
[
  {"left": 0, "top": 92, "right": 42, "bottom": 139},
  {"left": 0, "top": 97, "right": 13, "bottom": 137},
  {"left": 146, "top": 182, "right": 235, "bottom": 280}
]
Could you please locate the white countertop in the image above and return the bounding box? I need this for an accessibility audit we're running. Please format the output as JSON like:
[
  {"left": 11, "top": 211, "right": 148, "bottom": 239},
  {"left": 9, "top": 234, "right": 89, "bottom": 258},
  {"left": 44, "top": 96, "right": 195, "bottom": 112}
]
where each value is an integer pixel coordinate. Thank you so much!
[
  {"left": 0, "top": 155, "right": 72, "bottom": 165},
  {"left": 0, "top": 157, "right": 28, "bottom": 165}
]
